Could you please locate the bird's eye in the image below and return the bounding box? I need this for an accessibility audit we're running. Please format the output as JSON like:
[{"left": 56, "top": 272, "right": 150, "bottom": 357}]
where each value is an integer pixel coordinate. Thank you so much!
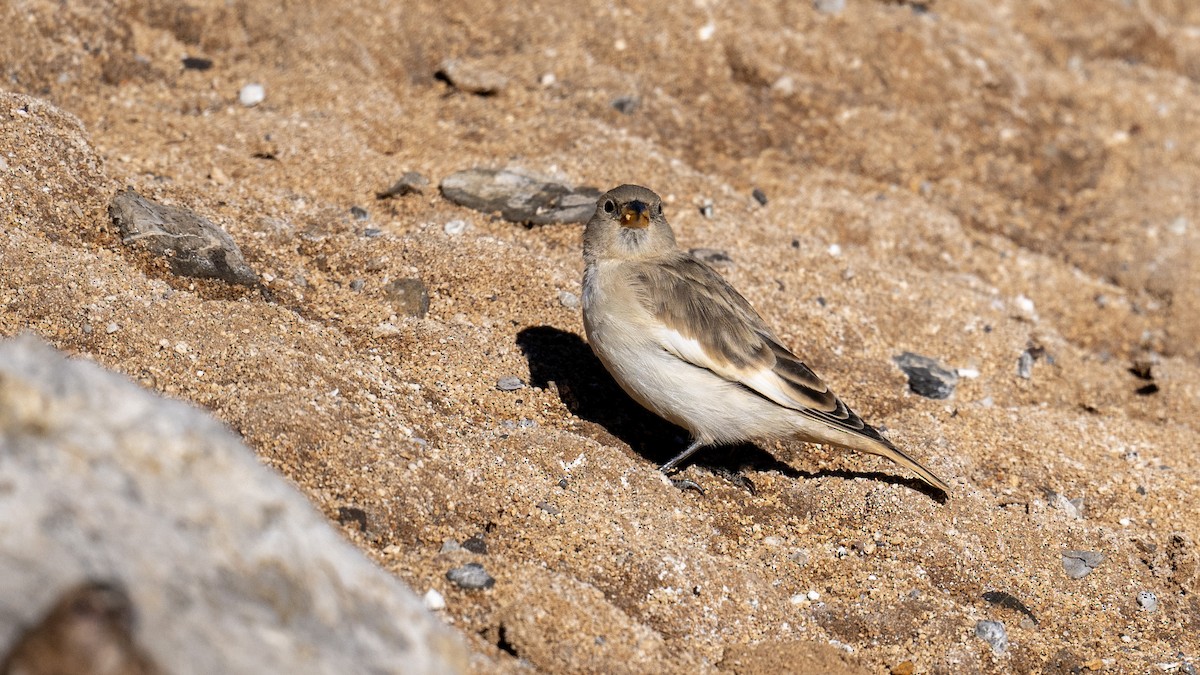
[
  {"left": 655, "top": 203, "right": 663, "bottom": 216},
  {"left": 603, "top": 199, "right": 616, "bottom": 214}
]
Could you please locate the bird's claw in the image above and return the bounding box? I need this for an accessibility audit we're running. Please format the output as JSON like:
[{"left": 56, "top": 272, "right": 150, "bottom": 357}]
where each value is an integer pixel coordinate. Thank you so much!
[{"left": 670, "top": 478, "right": 705, "bottom": 494}]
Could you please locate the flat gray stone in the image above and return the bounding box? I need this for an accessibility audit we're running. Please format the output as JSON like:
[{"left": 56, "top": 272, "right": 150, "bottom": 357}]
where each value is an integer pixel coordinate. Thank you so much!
[
  {"left": 1062, "top": 550, "right": 1105, "bottom": 579},
  {"left": 440, "top": 168, "right": 600, "bottom": 225},
  {"left": 108, "top": 188, "right": 259, "bottom": 287}
]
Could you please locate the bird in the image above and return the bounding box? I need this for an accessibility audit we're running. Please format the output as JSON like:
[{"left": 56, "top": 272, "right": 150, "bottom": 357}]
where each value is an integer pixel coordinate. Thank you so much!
[
  {"left": 0, "top": 580, "right": 163, "bottom": 675},
  {"left": 581, "top": 184, "right": 950, "bottom": 494}
]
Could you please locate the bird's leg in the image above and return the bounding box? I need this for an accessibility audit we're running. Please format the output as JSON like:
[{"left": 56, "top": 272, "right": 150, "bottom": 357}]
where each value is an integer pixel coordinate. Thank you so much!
[{"left": 658, "top": 439, "right": 705, "bottom": 474}]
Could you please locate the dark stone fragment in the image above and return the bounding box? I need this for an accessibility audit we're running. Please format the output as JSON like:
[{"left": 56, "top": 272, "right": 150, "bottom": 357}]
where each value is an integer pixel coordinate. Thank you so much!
[
  {"left": 893, "top": 352, "right": 958, "bottom": 399},
  {"left": 611, "top": 96, "right": 640, "bottom": 114},
  {"left": 982, "top": 590, "right": 1038, "bottom": 625},
  {"left": 336, "top": 507, "right": 368, "bottom": 533},
  {"left": 108, "top": 188, "right": 259, "bottom": 287},
  {"left": 181, "top": 56, "right": 213, "bottom": 71},
  {"left": 752, "top": 188, "right": 768, "bottom": 205},
  {"left": 461, "top": 535, "right": 488, "bottom": 554}
]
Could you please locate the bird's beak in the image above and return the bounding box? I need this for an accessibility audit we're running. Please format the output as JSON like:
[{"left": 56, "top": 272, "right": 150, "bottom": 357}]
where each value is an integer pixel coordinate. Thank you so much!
[{"left": 619, "top": 200, "right": 651, "bottom": 229}]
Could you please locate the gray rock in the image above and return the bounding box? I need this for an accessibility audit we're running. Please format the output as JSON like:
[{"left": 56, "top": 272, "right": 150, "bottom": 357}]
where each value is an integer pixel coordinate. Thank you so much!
[
  {"left": 446, "top": 563, "right": 495, "bottom": 590},
  {"left": 384, "top": 278, "right": 430, "bottom": 318},
  {"left": 1136, "top": 590, "right": 1158, "bottom": 612},
  {"left": 108, "top": 188, "right": 259, "bottom": 287},
  {"left": 377, "top": 172, "right": 431, "bottom": 199},
  {"left": 558, "top": 291, "right": 580, "bottom": 309},
  {"left": 436, "top": 59, "right": 507, "bottom": 96},
  {"left": 1017, "top": 349, "right": 1035, "bottom": 379},
  {"left": 461, "top": 536, "right": 487, "bottom": 555},
  {"left": 0, "top": 335, "right": 467, "bottom": 674},
  {"left": 497, "top": 376, "right": 526, "bottom": 391},
  {"left": 440, "top": 168, "right": 601, "bottom": 225},
  {"left": 611, "top": 96, "right": 640, "bottom": 114},
  {"left": 1062, "top": 550, "right": 1105, "bottom": 579},
  {"left": 752, "top": 188, "right": 769, "bottom": 206},
  {"left": 893, "top": 352, "right": 959, "bottom": 399},
  {"left": 974, "top": 620, "right": 1008, "bottom": 654}
]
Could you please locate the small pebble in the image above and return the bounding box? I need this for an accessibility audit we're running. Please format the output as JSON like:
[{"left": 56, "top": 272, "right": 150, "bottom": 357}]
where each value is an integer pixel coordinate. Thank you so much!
[
  {"left": 437, "top": 59, "right": 508, "bottom": 95},
  {"left": 539, "top": 72, "right": 556, "bottom": 87},
  {"left": 181, "top": 56, "right": 213, "bottom": 71},
  {"left": 611, "top": 95, "right": 640, "bottom": 114},
  {"left": 362, "top": 227, "right": 382, "bottom": 238},
  {"left": 814, "top": 0, "right": 846, "bottom": 14},
  {"left": 893, "top": 352, "right": 959, "bottom": 399},
  {"left": 376, "top": 171, "right": 430, "bottom": 199},
  {"left": 349, "top": 279, "right": 365, "bottom": 292},
  {"left": 536, "top": 501, "right": 560, "bottom": 515},
  {"left": 383, "top": 278, "right": 430, "bottom": 318},
  {"left": 349, "top": 206, "right": 369, "bottom": 220},
  {"left": 1136, "top": 591, "right": 1158, "bottom": 612},
  {"left": 558, "top": 291, "right": 580, "bottom": 309},
  {"left": 699, "top": 199, "right": 714, "bottom": 218},
  {"left": 975, "top": 620, "right": 1008, "bottom": 654},
  {"left": 752, "top": 188, "right": 769, "bottom": 206},
  {"left": 461, "top": 535, "right": 488, "bottom": 554},
  {"left": 1062, "top": 549, "right": 1105, "bottom": 579},
  {"left": 497, "top": 376, "right": 526, "bottom": 391},
  {"left": 446, "top": 562, "right": 495, "bottom": 590},
  {"left": 891, "top": 661, "right": 915, "bottom": 675},
  {"left": 443, "top": 220, "right": 468, "bottom": 235},
  {"left": 440, "top": 539, "right": 463, "bottom": 554},
  {"left": 105, "top": 322, "right": 119, "bottom": 334},
  {"left": 239, "top": 83, "right": 265, "bottom": 107},
  {"left": 1017, "top": 350, "right": 1035, "bottom": 379},
  {"left": 423, "top": 588, "right": 446, "bottom": 610},
  {"left": 806, "top": 590, "right": 820, "bottom": 601}
]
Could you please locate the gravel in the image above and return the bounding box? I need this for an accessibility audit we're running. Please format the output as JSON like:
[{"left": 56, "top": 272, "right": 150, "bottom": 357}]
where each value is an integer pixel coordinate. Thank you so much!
[
  {"left": 974, "top": 620, "right": 1008, "bottom": 654},
  {"left": 446, "top": 562, "right": 495, "bottom": 590},
  {"left": 892, "top": 352, "right": 959, "bottom": 399}
]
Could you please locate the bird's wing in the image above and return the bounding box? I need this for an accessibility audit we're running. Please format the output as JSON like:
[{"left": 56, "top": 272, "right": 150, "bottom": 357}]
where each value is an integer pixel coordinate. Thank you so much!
[{"left": 631, "top": 254, "right": 881, "bottom": 438}]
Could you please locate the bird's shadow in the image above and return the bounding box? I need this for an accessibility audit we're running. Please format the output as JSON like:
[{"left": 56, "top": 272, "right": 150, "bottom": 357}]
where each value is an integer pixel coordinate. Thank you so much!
[{"left": 516, "top": 326, "right": 947, "bottom": 501}]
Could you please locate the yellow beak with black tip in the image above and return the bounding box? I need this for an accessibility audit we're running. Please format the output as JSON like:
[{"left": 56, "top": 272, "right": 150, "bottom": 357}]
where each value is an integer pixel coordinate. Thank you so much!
[{"left": 619, "top": 200, "right": 651, "bottom": 229}]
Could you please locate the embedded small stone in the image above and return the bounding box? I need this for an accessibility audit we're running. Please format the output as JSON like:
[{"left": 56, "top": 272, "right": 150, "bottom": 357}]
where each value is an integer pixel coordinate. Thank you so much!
[
  {"left": 974, "top": 620, "right": 1008, "bottom": 654},
  {"left": 108, "top": 188, "right": 260, "bottom": 287},
  {"left": 752, "top": 188, "right": 769, "bottom": 205},
  {"left": 497, "top": 376, "right": 525, "bottom": 391},
  {"left": 446, "top": 562, "right": 495, "bottom": 590},
  {"left": 440, "top": 168, "right": 600, "bottom": 225},
  {"left": 1062, "top": 550, "right": 1104, "bottom": 579},
  {"left": 383, "top": 278, "right": 429, "bottom": 318},
  {"left": 436, "top": 59, "right": 507, "bottom": 95},
  {"left": 376, "top": 172, "right": 430, "bottom": 199},
  {"left": 558, "top": 291, "right": 580, "bottom": 309},
  {"left": 893, "top": 352, "right": 959, "bottom": 399},
  {"left": 1136, "top": 591, "right": 1158, "bottom": 612},
  {"left": 239, "top": 83, "right": 265, "bottom": 107}
]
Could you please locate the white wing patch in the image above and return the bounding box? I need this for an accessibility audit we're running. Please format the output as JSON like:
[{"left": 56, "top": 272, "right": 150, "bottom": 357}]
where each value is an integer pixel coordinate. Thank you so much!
[{"left": 652, "top": 324, "right": 814, "bottom": 413}]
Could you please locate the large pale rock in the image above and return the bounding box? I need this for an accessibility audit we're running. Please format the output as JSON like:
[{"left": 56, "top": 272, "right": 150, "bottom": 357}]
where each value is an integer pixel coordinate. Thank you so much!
[{"left": 0, "top": 335, "right": 467, "bottom": 675}]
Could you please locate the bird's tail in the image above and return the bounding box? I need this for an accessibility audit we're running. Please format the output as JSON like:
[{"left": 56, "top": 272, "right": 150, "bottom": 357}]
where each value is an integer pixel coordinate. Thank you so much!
[{"left": 855, "top": 434, "right": 951, "bottom": 494}]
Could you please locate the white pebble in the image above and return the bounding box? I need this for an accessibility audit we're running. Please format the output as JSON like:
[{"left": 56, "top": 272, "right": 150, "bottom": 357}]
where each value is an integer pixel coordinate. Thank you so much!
[
  {"left": 558, "top": 291, "right": 580, "bottom": 309},
  {"left": 539, "top": 72, "right": 556, "bottom": 87},
  {"left": 697, "top": 22, "right": 716, "bottom": 41},
  {"left": 443, "top": 220, "right": 467, "bottom": 235},
  {"left": 827, "top": 243, "right": 842, "bottom": 257},
  {"left": 0, "top": 156, "right": 8, "bottom": 171},
  {"left": 956, "top": 367, "right": 980, "bottom": 379},
  {"left": 423, "top": 588, "right": 446, "bottom": 610},
  {"left": 807, "top": 590, "right": 820, "bottom": 601},
  {"left": 105, "top": 322, "right": 119, "bottom": 334},
  {"left": 1015, "top": 294, "right": 1036, "bottom": 316},
  {"left": 239, "top": 83, "right": 265, "bottom": 107},
  {"left": 1119, "top": 517, "right": 1131, "bottom": 526},
  {"left": 1136, "top": 591, "right": 1157, "bottom": 612}
]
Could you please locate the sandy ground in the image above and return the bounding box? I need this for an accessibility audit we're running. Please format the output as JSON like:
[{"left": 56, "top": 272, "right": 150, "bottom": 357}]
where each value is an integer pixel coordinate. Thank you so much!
[{"left": 2, "top": 0, "right": 1199, "bottom": 672}]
